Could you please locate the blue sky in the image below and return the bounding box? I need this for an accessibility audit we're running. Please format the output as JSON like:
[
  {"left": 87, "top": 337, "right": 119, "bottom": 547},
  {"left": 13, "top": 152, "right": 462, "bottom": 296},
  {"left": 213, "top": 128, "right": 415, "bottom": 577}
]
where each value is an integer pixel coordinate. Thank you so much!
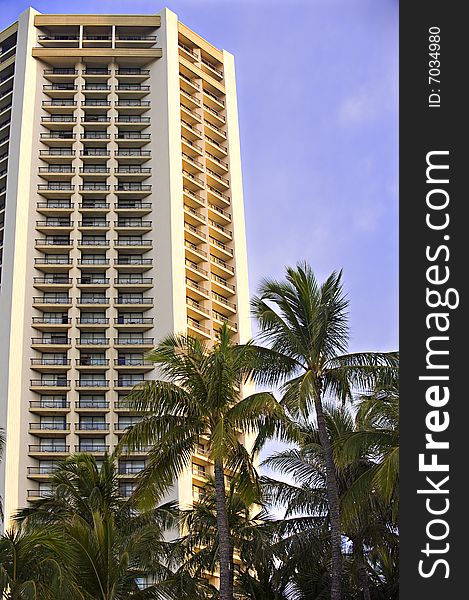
[{"left": 1, "top": 0, "right": 398, "bottom": 353}]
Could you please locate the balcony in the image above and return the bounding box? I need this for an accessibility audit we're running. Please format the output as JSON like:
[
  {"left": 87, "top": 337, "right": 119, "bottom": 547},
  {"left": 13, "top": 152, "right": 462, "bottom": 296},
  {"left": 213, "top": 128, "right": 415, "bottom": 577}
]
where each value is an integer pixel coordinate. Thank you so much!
[
  {"left": 81, "top": 99, "right": 111, "bottom": 112},
  {"left": 114, "top": 379, "right": 144, "bottom": 391},
  {"left": 209, "top": 219, "right": 233, "bottom": 242},
  {"left": 42, "top": 99, "right": 77, "bottom": 114},
  {"left": 114, "top": 257, "right": 152, "bottom": 271},
  {"left": 79, "top": 183, "right": 111, "bottom": 196},
  {"left": 33, "top": 257, "right": 73, "bottom": 270},
  {"left": 78, "top": 219, "right": 110, "bottom": 230},
  {"left": 30, "top": 358, "right": 71, "bottom": 371},
  {"left": 38, "top": 34, "right": 79, "bottom": 47},
  {"left": 115, "top": 35, "right": 157, "bottom": 48},
  {"left": 184, "top": 222, "right": 207, "bottom": 244},
  {"left": 115, "top": 84, "right": 150, "bottom": 98},
  {"left": 114, "top": 202, "right": 152, "bottom": 216},
  {"left": 75, "top": 380, "right": 110, "bottom": 391},
  {"left": 31, "top": 336, "right": 71, "bottom": 349},
  {"left": 38, "top": 166, "right": 75, "bottom": 181},
  {"left": 76, "top": 317, "right": 109, "bottom": 328},
  {"left": 29, "top": 399, "right": 70, "bottom": 414},
  {"left": 75, "top": 421, "right": 109, "bottom": 433},
  {"left": 82, "top": 84, "right": 111, "bottom": 98},
  {"left": 32, "top": 316, "right": 71, "bottom": 330},
  {"left": 209, "top": 236, "right": 234, "bottom": 258},
  {"left": 115, "top": 116, "right": 150, "bottom": 131},
  {"left": 115, "top": 100, "right": 150, "bottom": 115},
  {"left": 179, "top": 73, "right": 201, "bottom": 94},
  {"left": 114, "top": 337, "right": 154, "bottom": 349},
  {"left": 78, "top": 257, "right": 110, "bottom": 267},
  {"left": 187, "top": 318, "right": 211, "bottom": 338},
  {"left": 116, "top": 68, "right": 150, "bottom": 80},
  {"left": 42, "top": 83, "right": 77, "bottom": 98},
  {"left": 81, "top": 131, "right": 110, "bottom": 144},
  {"left": 115, "top": 133, "right": 151, "bottom": 148},
  {"left": 75, "top": 401, "right": 109, "bottom": 411},
  {"left": 35, "top": 219, "right": 73, "bottom": 233},
  {"left": 32, "top": 296, "right": 72, "bottom": 309},
  {"left": 27, "top": 465, "right": 59, "bottom": 479},
  {"left": 76, "top": 358, "right": 109, "bottom": 368},
  {"left": 33, "top": 276, "right": 72, "bottom": 290},
  {"left": 29, "top": 421, "right": 70, "bottom": 435},
  {"left": 114, "top": 149, "right": 151, "bottom": 164},
  {"left": 114, "top": 183, "right": 151, "bottom": 197},
  {"left": 75, "top": 444, "right": 109, "bottom": 454},
  {"left": 29, "top": 445, "right": 70, "bottom": 457},
  {"left": 76, "top": 295, "right": 110, "bottom": 307},
  {"left": 79, "top": 165, "right": 110, "bottom": 178},
  {"left": 185, "top": 278, "right": 209, "bottom": 300},
  {"left": 78, "top": 201, "right": 110, "bottom": 212},
  {"left": 77, "top": 238, "right": 109, "bottom": 249},
  {"left": 37, "top": 184, "right": 75, "bottom": 199},
  {"left": 40, "top": 132, "right": 76, "bottom": 148},
  {"left": 114, "top": 239, "right": 152, "bottom": 251},
  {"left": 211, "top": 272, "right": 236, "bottom": 294},
  {"left": 38, "top": 148, "right": 75, "bottom": 163},
  {"left": 115, "top": 219, "right": 152, "bottom": 233},
  {"left": 212, "top": 291, "right": 237, "bottom": 313},
  {"left": 41, "top": 115, "right": 77, "bottom": 130},
  {"left": 114, "top": 357, "right": 154, "bottom": 370},
  {"left": 80, "top": 149, "right": 111, "bottom": 161},
  {"left": 114, "top": 277, "right": 152, "bottom": 290},
  {"left": 114, "top": 297, "right": 154, "bottom": 310},
  {"left": 114, "top": 166, "right": 151, "bottom": 180},
  {"left": 77, "top": 276, "right": 110, "bottom": 287},
  {"left": 29, "top": 379, "right": 70, "bottom": 393},
  {"left": 76, "top": 337, "right": 110, "bottom": 348}
]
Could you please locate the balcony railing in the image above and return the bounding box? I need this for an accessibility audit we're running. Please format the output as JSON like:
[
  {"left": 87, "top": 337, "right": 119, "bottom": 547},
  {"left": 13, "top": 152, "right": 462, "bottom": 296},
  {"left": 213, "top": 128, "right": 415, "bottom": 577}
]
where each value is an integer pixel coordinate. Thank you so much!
[
  {"left": 77, "top": 317, "right": 109, "bottom": 324},
  {"left": 76, "top": 401, "right": 109, "bottom": 409},
  {"left": 114, "top": 258, "right": 152, "bottom": 266},
  {"left": 77, "top": 297, "right": 109, "bottom": 304},
  {"left": 32, "top": 297, "right": 71, "bottom": 305},
  {"left": 115, "top": 277, "right": 152, "bottom": 285},
  {"left": 76, "top": 337, "right": 109, "bottom": 345},
  {"left": 29, "top": 445, "right": 70, "bottom": 453},
  {"left": 76, "top": 358, "right": 109, "bottom": 366},
  {"left": 76, "top": 380, "right": 109, "bottom": 389},
  {"left": 115, "top": 297, "right": 153, "bottom": 305},
  {"left": 29, "top": 420, "right": 70, "bottom": 429},
  {"left": 30, "top": 358, "right": 70, "bottom": 366},
  {"left": 31, "top": 336, "right": 70, "bottom": 345},
  {"left": 76, "top": 445, "right": 109, "bottom": 452},
  {"left": 114, "top": 338, "right": 154, "bottom": 345},
  {"left": 76, "top": 422, "right": 109, "bottom": 431}
]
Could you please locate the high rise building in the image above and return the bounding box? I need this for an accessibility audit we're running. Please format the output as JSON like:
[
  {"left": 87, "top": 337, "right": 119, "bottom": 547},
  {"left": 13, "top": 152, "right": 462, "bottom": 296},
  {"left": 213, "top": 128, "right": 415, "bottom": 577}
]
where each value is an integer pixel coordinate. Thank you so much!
[{"left": 0, "top": 8, "right": 251, "bottom": 526}]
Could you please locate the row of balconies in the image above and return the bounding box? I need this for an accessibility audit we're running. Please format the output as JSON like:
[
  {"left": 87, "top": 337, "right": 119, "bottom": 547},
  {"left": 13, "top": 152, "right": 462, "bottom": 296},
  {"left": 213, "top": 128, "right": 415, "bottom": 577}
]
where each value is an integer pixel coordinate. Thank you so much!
[
  {"left": 33, "top": 276, "right": 153, "bottom": 286},
  {"left": 29, "top": 380, "right": 146, "bottom": 391},
  {"left": 34, "top": 238, "right": 153, "bottom": 248},
  {"left": 39, "top": 149, "right": 151, "bottom": 160},
  {"left": 31, "top": 336, "right": 154, "bottom": 345},
  {"left": 39, "top": 132, "right": 151, "bottom": 142},
  {"left": 35, "top": 219, "right": 152, "bottom": 227},
  {"left": 44, "top": 68, "right": 150, "bottom": 77},
  {"left": 42, "top": 99, "right": 150, "bottom": 109},
  {"left": 30, "top": 358, "right": 153, "bottom": 368},
  {"left": 29, "top": 399, "right": 146, "bottom": 411},
  {"left": 37, "top": 183, "right": 152, "bottom": 192},
  {"left": 39, "top": 166, "right": 151, "bottom": 174},
  {"left": 36, "top": 201, "right": 152, "bottom": 211},
  {"left": 31, "top": 297, "right": 154, "bottom": 308},
  {"left": 34, "top": 257, "right": 153, "bottom": 267}
]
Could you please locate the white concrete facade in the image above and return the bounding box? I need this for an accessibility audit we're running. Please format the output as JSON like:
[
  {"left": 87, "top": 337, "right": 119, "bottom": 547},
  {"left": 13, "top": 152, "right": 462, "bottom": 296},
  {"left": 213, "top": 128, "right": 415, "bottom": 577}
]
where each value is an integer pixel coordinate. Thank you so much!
[{"left": 0, "top": 8, "right": 251, "bottom": 528}]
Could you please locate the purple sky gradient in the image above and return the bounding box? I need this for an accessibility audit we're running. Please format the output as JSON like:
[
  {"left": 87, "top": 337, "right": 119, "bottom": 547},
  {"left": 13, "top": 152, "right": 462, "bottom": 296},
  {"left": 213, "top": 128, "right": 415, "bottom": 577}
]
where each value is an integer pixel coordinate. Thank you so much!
[{"left": 1, "top": 0, "right": 398, "bottom": 353}]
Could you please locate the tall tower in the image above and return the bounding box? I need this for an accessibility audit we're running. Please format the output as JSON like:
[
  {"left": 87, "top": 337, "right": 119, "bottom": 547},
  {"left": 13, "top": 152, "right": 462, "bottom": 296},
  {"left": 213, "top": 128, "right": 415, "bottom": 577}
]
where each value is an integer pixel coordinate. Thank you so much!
[{"left": 0, "top": 8, "right": 251, "bottom": 526}]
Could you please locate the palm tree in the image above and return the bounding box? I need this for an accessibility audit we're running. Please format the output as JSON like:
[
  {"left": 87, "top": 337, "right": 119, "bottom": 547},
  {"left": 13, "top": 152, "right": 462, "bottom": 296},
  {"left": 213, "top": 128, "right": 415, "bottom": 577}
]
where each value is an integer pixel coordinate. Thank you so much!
[
  {"left": 262, "top": 405, "right": 398, "bottom": 600},
  {"left": 120, "top": 324, "right": 285, "bottom": 600},
  {"left": 252, "top": 263, "right": 397, "bottom": 600},
  {"left": 0, "top": 521, "right": 76, "bottom": 599},
  {"left": 177, "top": 476, "right": 276, "bottom": 594},
  {"left": 339, "top": 377, "right": 399, "bottom": 513},
  {"left": 16, "top": 453, "right": 180, "bottom": 599}
]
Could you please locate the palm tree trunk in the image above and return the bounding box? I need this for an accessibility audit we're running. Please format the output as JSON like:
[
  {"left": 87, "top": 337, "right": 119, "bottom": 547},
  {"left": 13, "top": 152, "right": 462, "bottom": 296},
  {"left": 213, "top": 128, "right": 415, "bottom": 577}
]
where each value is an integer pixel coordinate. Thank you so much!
[
  {"left": 352, "top": 538, "right": 371, "bottom": 600},
  {"left": 314, "top": 395, "right": 342, "bottom": 600},
  {"left": 214, "top": 459, "right": 233, "bottom": 600}
]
